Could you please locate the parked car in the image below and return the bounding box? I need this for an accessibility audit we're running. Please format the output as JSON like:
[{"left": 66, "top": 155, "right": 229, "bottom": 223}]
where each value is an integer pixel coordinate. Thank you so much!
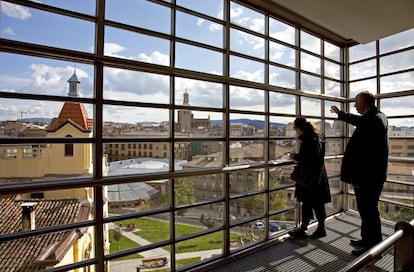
[
  {"left": 269, "top": 222, "right": 281, "bottom": 232},
  {"left": 281, "top": 223, "right": 294, "bottom": 231},
  {"left": 250, "top": 221, "right": 265, "bottom": 229}
]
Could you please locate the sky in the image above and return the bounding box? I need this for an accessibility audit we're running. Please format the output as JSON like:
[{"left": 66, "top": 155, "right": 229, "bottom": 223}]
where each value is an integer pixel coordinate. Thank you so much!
[{"left": 0, "top": 0, "right": 413, "bottom": 127}]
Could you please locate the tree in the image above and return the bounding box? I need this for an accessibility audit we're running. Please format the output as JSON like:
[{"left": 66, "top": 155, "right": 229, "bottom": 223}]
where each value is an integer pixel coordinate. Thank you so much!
[{"left": 175, "top": 178, "right": 195, "bottom": 216}]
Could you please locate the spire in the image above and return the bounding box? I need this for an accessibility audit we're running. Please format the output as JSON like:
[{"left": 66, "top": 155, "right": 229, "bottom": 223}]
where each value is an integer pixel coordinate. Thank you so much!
[
  {"left": 183, "top": 89, "right": 189, "bottom": 105},
  {"left": 67, "top": 69, "right": 80, "bottom": 97}
]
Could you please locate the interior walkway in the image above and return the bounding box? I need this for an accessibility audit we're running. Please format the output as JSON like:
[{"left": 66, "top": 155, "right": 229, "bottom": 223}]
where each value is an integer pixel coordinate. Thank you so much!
[{"left": 205, "top": 212, "right": 395, "bottom": 272}]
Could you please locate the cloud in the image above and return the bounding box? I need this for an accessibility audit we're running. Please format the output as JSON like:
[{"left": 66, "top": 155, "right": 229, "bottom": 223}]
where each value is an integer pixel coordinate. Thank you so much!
[
  {"left": 0, "top": 2, "right": 32, "bottom": 20},
  {"left": 3, "top": 27, "right": 15, "bottom": 35},
  {"left": 104, "top": 43, "right": 127, "bottom": 57},
  {"left": 137, "top": 51, "right": 169, "bottom": 66}
]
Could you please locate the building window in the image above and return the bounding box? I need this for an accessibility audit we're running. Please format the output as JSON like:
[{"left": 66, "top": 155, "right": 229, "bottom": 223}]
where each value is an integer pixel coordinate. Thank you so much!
[{"left": 65, "top": 135, "right": 73, "bottom": 157}]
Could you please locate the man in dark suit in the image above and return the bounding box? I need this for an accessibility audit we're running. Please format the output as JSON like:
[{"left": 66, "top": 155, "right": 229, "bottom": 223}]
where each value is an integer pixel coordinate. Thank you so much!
[{"left": 331, "top": 91, "right": 389, "bottom": 256}]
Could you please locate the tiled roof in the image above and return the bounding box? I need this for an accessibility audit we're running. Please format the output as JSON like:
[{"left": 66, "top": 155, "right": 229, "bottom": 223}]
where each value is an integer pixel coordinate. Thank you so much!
[
  {"left": 0, "top": 195, "right": 91, "bottom": 272},
  {"left": 48, "top": 102, "right": 92, "bottom": 132}
]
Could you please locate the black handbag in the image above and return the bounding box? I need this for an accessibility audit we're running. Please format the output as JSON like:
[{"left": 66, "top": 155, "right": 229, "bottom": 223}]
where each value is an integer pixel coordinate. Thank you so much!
[{"left": 290, "top": 165, "right": 308, "bottom": 187}]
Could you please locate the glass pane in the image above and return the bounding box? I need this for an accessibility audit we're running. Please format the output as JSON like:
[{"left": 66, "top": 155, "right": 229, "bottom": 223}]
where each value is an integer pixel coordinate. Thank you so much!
[
  {"left": 177, "top": 0, "right": 223, "bottom": 19},
  {"left": 301, "top": 31, "right": 321, "bottom": 55},
  {"left": 106, "top": 0, "right": 170, "bottom": 34},
  {"left": 269, "top": 189, "right": 296, "bottom": 213},
  {"left": 381, "top": 96, "right": 414, "bottom": 117},
  {"left": 175, "top": 43, "right": 223, "bottom": 75},
  {"left": 228, "top": 140, "right": 265, "bottom": 165},
  {"left": 380, "top": 71, "right": 414, "bottom": 93},
  {"left": 175, "top": 110, "right": 222, "bottom": 137},
  {"left": 103, "top": 105, "right": 169, "bottom": 129},
  {"left": 177, "top": 11, "right": 223, "bottom": 48},
  {"left": 105, "top": 26, "right": 170, "bottom": 66},
  {"left": 349, "top": 41, "right": 376, "bottom": 62},
  {"left": 380, "top": 28, "right": 414, "bottom": 54},
  {"left": 29, "top": 0, "right": 95, "bottom": 15},
  {"left": 0, "top": 3, "right": 94, "bottom": 52},
  {"left": 388, "top": 117, "right": 414, "bottom": 133},
  {"left": 349, "top": 59, "right": 376, "bottom": 80},
  {"left": 175, "top": 78, "right": 223, "bottom": 108},
  {"left": 349, "top": 78, "right": 377, "bottom": 98},
  {"left": 269, "top": 92, "right": 295, "bottom": 115},
  {"left": 229, "top": 114, "right": 265, "bottom": 137},
  {"left": 301, "top": 52, "right": 321, "bottom": 74},
  {"left": 269, "top": 116, "right": 295, "bottom": 138},
  {"left": 230, "top": 55, "right": 264, "bottom": 83},
  {"left": 229, "top": 223, "right": 264, "bottom": 250},
  {"left": 325, "top": 60, "right": 340, "bottom": 80},
  {"left": 301, "top": 73, "right": 321, "bottom": 93},
  {"left": 0, "top": 53, "right": 94, "bottom": 97},
  {"left": 230, "top": 2, "right": 264, "bottom": 34},
  {"left": 325, "top": 101, "right": 343, "bottom": 120},
  {"left": 230, "top": 86, "right": 264, "bottom": 112},
  {"left": 230, "top": 195, "right": 265, "bottom": 222},
  {"left": 175, "top": 231, "right": 224, "bottom": 270},
  {"left": 269, "top": 164, "right": 295, "bottom": 188},
  {"left": 325, "top": 79, "right": 341, "bottom": 97},
  {"left": 230, "top": 28, "right": 264, "bottom": 59},
  {"left": 324, "top": 41, "right": 341, "bottom": 62},
  {"left": 104, "top": 67, "right": 169, "bottom": 104},
  {"left": 301, "top": 97, "right": 321, "bottom": 116},
  {"left": 269, "top": 65, "right": 296, "bottom": 89},
  {"left": 230, "top": 168, "right": 265, "bottom": 196},
  {"left": 176, "top": 141, "right": 224, "bottom": 167},
  {"left": 269, "top": 18, "right": 295, "bottom": 45},
  {"left": 380, "top": 49, "right": 414, "bottom": 74},
  {"left": 270, "top": 41, "right": 296, "bottom": 67}
]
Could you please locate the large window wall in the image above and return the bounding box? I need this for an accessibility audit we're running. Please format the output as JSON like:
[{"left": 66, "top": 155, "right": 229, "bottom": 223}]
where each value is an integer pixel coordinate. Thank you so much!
[{"left": 0, "top": 1, "right": 412, "bottom": 271}]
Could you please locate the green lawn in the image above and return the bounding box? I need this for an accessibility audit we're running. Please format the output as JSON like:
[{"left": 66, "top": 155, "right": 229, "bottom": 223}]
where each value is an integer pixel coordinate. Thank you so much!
[
  {"left": 114, "top": 218, "right": 239, "bottom": 253},
  {"left": 108, "top": 229, "right": 144, "bottom": 260}
]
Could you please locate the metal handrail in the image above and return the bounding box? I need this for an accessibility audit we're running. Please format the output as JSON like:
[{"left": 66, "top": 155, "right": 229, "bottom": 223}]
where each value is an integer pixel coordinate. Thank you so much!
[{"left": 339, "top": 219, "right": 414, "bottom": 272}]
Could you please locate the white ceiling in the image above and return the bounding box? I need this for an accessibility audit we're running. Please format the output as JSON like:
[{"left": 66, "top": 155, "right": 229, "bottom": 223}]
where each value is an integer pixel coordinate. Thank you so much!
[{"left": 247, "top": 0, "right": 414, "bottom": 45}]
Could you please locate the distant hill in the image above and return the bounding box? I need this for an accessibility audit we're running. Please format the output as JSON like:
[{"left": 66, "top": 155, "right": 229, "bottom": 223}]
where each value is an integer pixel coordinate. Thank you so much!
[
  {"left": 23, "top": 118, "right": 52, "bottom": 124},
  {"left": 212, "top": 119, "right": 285, "bottom": 128}
]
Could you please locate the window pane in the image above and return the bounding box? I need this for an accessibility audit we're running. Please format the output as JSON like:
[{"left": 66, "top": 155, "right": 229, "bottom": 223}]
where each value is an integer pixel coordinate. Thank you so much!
[
  {"left": 104, "top": 67, "right": 170, "bottom": 104},
  {"left": 230, "top": 86, "right": 264, "bottom": 112},
  {"left": 0, "top": 3, "right": 95, "bottom": 52},
  {"left": 349, "top": 78, "right": 377, "bottom": 98},
  {"left": 269, "top": 93, "right": 295, "bottom": 115},
  {"left": 269, "top": 65, "right": 296, "bottom": 89},
  {"left": 177, "top": 0, "right": 224, "bottom": 19},
  {"left": 270, "top": 41, "right": 295, "bottom": 67},
  {"left": 325, "top": 79, "right": 341, "bottom": 97},
  {"left": 106, "top": 0, "right": 170, "bottom": 34},
  {"left": 380, "top": 71, "right": 414, "bottom": 93},
  {"left": 230, "top": 2, "right": 264, "bottom": 34},
  {"left": 269, "top": 18, "right": 295, "bottom": 45},
  {"left": 325, "top": 60, "right": 341, "bottom": 80},
  {"left": 349, "top": 41, "right": 376, "bottom": 62},
  {"left": 31, "top": 0, "right": 95, "bottom": 15},
  {"left": 349, "top": 59, "right": 376, "bottom": 81},
  {"left": 230, "top": 55, "right": 264, "bottom": 83},
  {"left": 176, "top": 43, "right": 223, "bottom": 75},
  {"left": 175, "top": 78, "right": 223, "bottom": 108},
  {"left": 175, "top": 111, "right": 221, "bottom": 137},
  {"left": 324, "top": 41, "right": 341, "bottom": 62},
  {"left": 231, "top": 28, "right": 264, "bottom": 58},
  {"left": 103, "top": 105, "right": 169, "bottom": 130},
  {"left": 105, "top": 27, "right": 170, "bottom": 66},
  {"left": 229, "top": 140, "right": 265, "bottom": 164},
  {"left": 301, "top": 31, "right": 320, "bottom": 55},
  {"left": 229, "top": 114, "right": 265, "bottom": 138},
  {"left": 0, "top": 53, "right": 94, "bottom": 97},
  {"left": 178, "top": 141, "right": 224, "bottom": 167},
  {"left": 380, "top": 28, "right": 414, "bottom": 54},
  {"left": 301, "top": 73, "right": 321, "bottom": 93},
  {"left": 381, "top": 96, "right": 414, "bottom": 117},
  {"left": 177, "top": 11, "right": 223, "bottom": 48},
  {"left": 301, "top": 52, "right": 320, "bottom": 74},
  {"left": 301, "top": 97, "right": 321, "bottom": 116},
  {"left": 380, "top": 49, "right": 414, "bottom": 74}
]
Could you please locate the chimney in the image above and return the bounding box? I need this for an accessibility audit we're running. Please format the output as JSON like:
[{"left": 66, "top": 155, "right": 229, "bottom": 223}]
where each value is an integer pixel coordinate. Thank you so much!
[{"left": 21, "top": 202, "right": 37, "bottom": 231}]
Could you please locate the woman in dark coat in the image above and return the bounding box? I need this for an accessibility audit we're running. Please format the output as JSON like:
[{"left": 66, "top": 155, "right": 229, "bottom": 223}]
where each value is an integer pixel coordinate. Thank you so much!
[{"left": 289, "top": 117, "right": 331, "bottom": 239}]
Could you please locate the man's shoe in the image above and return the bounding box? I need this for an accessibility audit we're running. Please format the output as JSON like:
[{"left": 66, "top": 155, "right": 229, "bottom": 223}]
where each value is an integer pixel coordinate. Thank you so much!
[
  {"left": 351, "top": 247, "right": 369, "bottom": 256},
  {"left": 288, "top": 229, "right": 309, "bottom": 239},
  {"left": 309, "top": 229, "right": 326, "bottom": 239},
  {"left": 350, "top": 239, "right": 368, "bottom": 247}
]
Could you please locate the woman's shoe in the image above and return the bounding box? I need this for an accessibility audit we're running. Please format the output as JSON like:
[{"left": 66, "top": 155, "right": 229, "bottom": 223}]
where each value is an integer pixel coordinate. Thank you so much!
[
  {"left": 309, "top": 229, "right": 326, "bottom": 239},
  {"left": 288, "top": 229, "right": 309, "bottom": 239}
]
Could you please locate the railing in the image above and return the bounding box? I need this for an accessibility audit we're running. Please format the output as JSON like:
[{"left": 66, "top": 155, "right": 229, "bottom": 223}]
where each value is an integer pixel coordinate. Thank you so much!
[{"left": 339, "top": 219, "right": 414, "bottom": 272}]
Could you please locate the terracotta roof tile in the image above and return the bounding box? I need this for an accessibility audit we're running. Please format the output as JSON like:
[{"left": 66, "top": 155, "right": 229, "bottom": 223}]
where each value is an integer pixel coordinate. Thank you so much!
[
  {"left": 0, "top": 195, "right": 91, "bottom": 272},
  {"left": 48, "top": 102, "right": 92, "bottom": 132}
]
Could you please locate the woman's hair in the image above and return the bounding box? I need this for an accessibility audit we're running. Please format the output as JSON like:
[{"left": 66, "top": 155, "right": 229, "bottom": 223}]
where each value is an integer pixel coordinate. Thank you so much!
[{"left": 294, "top": 117, "right": 319, "bottom": 137}]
